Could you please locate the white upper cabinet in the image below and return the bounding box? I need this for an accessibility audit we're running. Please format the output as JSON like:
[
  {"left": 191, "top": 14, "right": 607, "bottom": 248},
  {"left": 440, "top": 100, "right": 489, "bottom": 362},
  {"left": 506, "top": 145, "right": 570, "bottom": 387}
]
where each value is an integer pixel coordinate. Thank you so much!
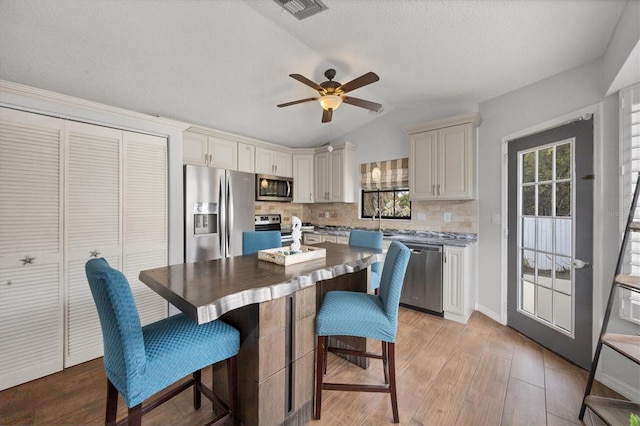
[
  {"left": 238, "top": 142, "right": 255, "bottom": 173},
  {"left": 256, "top": 146, "right": 292, "bottom": 177},
  {"left": 406, "top": 112, "right": 481, "bottom": 200},
  {"left": 292, "top": 153, "right": 314, "bottom": 203},
  {"left": 313, "top": 143, "right": 356, "bottom": 203},
  {"left": 183, "top": 130, "right": 238, "bottom": 170}
]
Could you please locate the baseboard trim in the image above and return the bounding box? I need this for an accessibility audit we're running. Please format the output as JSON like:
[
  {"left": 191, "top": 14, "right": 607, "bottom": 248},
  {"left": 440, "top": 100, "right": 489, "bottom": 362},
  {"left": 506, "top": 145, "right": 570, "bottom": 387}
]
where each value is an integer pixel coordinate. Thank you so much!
[
  {"left": 595, "top": 370, "right": 640, "bottom": 402},
  {"left": 475, "top": 304, "right": 505, "bottom": 325}
]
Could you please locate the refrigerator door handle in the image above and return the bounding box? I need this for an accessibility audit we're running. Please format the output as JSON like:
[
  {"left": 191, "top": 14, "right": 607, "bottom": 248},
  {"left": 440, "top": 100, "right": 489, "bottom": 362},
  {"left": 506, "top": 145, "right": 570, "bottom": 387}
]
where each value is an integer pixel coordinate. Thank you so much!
[{"left": 226, "top": 174, "right": 233, "bottom": 256}]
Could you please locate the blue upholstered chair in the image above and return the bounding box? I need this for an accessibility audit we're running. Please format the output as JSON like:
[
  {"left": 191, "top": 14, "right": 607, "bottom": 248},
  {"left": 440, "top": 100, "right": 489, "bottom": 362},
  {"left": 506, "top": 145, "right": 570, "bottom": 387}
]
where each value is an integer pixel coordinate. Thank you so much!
[
  {"left": 314, "top": 241, "right": 410, "bottom": 423},
  {"left": 85, "top": 258, "right": 240, "bottom": 426},
  {"left": 349, "top": 229, "right": 384, "bottom": 292},
  {"left": 242, "top": 230, "right": 281, "bottom": 255}
]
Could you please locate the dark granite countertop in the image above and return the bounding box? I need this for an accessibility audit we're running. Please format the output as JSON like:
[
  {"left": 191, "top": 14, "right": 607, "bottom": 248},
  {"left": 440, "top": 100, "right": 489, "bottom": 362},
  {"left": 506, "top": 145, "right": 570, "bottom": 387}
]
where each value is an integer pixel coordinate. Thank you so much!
[{"left": 302, "top": 225, "right": 477, "bottom": 247}]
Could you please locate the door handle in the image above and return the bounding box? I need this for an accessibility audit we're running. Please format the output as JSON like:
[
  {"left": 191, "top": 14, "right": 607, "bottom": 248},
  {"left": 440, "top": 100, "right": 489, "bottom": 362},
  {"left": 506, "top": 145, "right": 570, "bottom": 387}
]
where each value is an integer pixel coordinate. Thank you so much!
[{"left": 573, "top": 259, "right": 590, "bottom": 269}]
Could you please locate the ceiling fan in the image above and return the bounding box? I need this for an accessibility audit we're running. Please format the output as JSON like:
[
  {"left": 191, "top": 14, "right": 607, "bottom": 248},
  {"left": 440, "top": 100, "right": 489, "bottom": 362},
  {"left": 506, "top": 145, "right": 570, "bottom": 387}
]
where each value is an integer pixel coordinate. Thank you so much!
[{"left": 277, "top": 69, "right": 382, "bottom": 123}]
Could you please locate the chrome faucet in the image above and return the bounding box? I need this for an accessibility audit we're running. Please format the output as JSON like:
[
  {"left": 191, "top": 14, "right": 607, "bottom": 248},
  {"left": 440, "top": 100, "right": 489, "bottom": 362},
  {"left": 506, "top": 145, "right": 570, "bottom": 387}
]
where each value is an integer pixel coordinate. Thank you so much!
[{"left": 372, "top": 207, "right": 382, "bottom": 231}]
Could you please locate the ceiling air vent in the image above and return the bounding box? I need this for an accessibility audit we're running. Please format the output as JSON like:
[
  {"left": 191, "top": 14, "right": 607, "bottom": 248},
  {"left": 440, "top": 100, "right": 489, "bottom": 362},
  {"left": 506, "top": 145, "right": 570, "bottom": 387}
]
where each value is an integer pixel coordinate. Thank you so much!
[{"left": 274, "top": 0, "right": 328, "bottom": 20}]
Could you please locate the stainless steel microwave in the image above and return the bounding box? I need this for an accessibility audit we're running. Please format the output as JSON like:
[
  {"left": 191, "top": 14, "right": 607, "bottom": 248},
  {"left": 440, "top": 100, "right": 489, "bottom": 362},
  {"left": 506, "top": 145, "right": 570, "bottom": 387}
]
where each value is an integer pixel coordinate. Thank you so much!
[{"left": 255, "top": 174, "right": 293, "bottom": 202}]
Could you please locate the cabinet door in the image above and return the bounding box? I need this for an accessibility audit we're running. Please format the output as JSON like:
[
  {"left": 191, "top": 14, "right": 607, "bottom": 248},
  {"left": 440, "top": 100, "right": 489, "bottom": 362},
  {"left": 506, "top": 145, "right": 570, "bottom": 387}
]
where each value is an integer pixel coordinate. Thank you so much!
[
  {"left": 65, "top": 121, "right": 123, "bottom": 367},
  {"left": 336, "top": 236, "right": 349, "bottom": 245},
  {"left": 208, "top": 135, "right": 237, "bottom": 170},
  {"left": 183, "top": 131, "right": 208, "bottom": 166},
  {"left": 292, "top": 154, "right": 314, "bottom": 203},
  {"left": 438, "top": 123, "right": 473, "bottom": 199},
  {"left": 123, "top": 131, "right": 168, "bottom": 327},
  {"left": 272, "top": 151, "right": 292, "bottom": 177},
  {"left": 0, "top": 109, "right": 65, "bottom": 391},
  {"left": 303, "top": 234, "right": 322, "bottom": 245},
  {"left": 321, "top": 235, "right": 337, "bottom": 243},
  {"left": 328, "top": 150, "right": 344, "bottom": 202},
  {"left": 255, "top": 147, "right": 275, "bottom": 175},
  {"left": 238, "top": 142, "right": 255, "bottom": 173},
  {"left": 409, "top": 130, "right": 438, "bottom": 200},
  {"left": 314, "top": 152, "right": 330, "bottom": 202},
  {"left": 443, "top": 246, "right": 464, "bottom": 315}
]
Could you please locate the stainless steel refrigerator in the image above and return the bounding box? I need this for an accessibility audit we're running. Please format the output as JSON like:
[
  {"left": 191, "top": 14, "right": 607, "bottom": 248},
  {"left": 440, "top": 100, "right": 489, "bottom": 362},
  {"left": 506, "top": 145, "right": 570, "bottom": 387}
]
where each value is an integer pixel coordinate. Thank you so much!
[{"left": 184, "top": 165, "right": 255, "bottom": 262}]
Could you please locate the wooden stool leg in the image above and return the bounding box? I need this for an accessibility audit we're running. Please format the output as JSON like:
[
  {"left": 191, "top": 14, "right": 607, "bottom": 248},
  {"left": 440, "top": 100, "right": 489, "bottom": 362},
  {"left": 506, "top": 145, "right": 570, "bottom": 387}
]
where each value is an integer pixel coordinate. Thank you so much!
[
  {"left": 227, "top": 355, "right": 240, "bottom": 425},
  {"left": 106, "top": 379, "right": 118, "bottom": 426},
  {"left": 127, "top": 404, "right": 142, "bottom": 426},
  {"left": 193, "top": 369, "right": 202, "bottom": 410},
  {"left": 382, "top": 341, "right": 390, "bottom": 385},
  {"left": 388, "top": 342, "right": 399, "bottom": 423},
  {"left": 315, "top": 335, "right": 326, "bottom": 419}
]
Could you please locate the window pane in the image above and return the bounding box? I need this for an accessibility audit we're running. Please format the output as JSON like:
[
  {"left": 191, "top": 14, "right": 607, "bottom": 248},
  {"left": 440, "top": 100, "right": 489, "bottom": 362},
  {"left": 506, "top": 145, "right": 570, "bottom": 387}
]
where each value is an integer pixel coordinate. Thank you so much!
[
  {"left": 538, "top": 147, "right": 553, "bottom": 182},
  {"left": 554, "top": 256, "right": 572, "bottom": 294},
  {"left": 555, "top": 219, "right": 571, "bottom": 256},
  {"left": 537, "top": 252, "right": 552, "bottom": 288},
  {"left": 395, "top": 190, "right": 411, "bottom": 218},
  {"left": 556, "top": 182, "right": 571, "bottom": 216},
  {"left": 522, "top": 280, "right": 535, "bottom": 314},
  {"left": 522, "top": 151, "right": 536, "bottom": 183},
  {"left": 538, "top": 286, "right": 553, "bottom": 322},
  {"left": 537, "top": 218, "right": 553, "bottom": 253},
  {"left": 538, "top": 183, "right": 552, "bottom": 216},
  {"left": 522, "top": 185, "right": 536, "bottom": 216},
  {"left": 522, "top": 218, "right": 535, "bottom": 249},
  {"left": 362, "top": 192, "right": 378, "bottom": 217},
  {"left": 522, "top": 249, "right": 536, "bottom": 282},
  {"left": 379, "top": 191, "right": 394, "bottom": 217},
  {"left": 554, "top": 292, "right": 572, "bottom": 332},
  {"left": 556, "top": 143, "right": 571, "bottom": 179}
]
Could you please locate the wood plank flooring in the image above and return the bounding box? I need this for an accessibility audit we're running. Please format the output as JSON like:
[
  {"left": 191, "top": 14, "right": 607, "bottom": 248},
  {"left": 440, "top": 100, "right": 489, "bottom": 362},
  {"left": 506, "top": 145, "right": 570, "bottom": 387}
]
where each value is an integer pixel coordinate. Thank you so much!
[{"left": 0, "top": 309, "right": 620, "bottom": 425}]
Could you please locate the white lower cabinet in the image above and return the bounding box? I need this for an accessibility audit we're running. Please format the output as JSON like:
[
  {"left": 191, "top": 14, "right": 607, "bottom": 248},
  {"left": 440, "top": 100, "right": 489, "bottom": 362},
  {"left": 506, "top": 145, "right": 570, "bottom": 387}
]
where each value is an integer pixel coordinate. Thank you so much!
[
  {"left": 303, "top": 233, "right": 349, "bottom": 245},
  {"left": 0, "top": 108, "right": 168, "bottom": 390},
  {"left": 443, "top": 245, "right": 476, "bottom": 324}
]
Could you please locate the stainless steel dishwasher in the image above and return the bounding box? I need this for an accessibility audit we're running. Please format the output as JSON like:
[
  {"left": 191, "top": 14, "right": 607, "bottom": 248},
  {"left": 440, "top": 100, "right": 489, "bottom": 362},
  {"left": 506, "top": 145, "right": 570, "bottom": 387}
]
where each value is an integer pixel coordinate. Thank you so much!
[{"left": 399, "top": 243, "right": 443, "bottom": 315}]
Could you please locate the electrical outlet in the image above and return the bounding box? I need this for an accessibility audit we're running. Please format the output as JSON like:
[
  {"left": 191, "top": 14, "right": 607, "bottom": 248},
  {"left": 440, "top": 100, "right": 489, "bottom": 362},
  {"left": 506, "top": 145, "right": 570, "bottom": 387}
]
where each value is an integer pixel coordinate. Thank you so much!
[
  {"left": 444, "top": 212, "right": 452, "bottom": 222},
  {"left": 417, "top": 212, "right": 426, "bottom": 221},
  {"left": 324, "top": 211, "right": 330, "bottom": 218},
  {"left": 492, "top": 213, "right": 501, "bottom": 225}
]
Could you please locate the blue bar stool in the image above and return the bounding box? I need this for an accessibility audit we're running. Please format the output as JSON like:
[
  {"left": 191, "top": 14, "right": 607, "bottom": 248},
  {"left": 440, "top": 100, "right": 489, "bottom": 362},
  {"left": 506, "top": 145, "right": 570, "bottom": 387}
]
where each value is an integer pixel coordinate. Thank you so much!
[
  {"left": 349, "top": 229, "right": 384, "bottom": 292},
  {"left": 85, "top": 258, "right": 240, "bottom": 426},
  {"left": 242, "top": 230, "right": 281, "bottom": 255},
  {"left": 314, "top": 241, "right": 410, "bottom": 423}
]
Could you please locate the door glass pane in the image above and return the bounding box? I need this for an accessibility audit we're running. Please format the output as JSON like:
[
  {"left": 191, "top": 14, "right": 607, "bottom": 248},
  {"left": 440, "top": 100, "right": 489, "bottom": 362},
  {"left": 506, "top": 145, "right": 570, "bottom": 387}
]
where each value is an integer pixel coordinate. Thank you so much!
[
  {"left": 537, "top": 287, "right": 553, "bottom": 322},
  {"left": 522, "top": 218, "right": 535, "bottom": 249},
  {"left": 522, "top": 186, "right": 536, "bottom": 215},
  {"left": 518, "top": 140, "right": 574, "bottom": 336},
  {"left": 523, "top": 151, "right": 536, "bottom": 183},
  {"left": 538, "top": 147, "right": 553, "bottom": 181},
  {"left": 538, "top": 184, "right": 552, "bottom": 216},
  {"left": 556, "top": 182, "right": 571, "bottom": 216},
  {"left": 556, "top": 143, "right": 571, "bottom": 179}
]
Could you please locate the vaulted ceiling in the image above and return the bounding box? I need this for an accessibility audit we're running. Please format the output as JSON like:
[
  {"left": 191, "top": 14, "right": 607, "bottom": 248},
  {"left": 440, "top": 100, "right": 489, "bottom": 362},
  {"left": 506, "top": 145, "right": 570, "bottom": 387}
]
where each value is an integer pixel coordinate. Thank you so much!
[{"left": 0, "top": 0, "right": 627, "bottom": 148}]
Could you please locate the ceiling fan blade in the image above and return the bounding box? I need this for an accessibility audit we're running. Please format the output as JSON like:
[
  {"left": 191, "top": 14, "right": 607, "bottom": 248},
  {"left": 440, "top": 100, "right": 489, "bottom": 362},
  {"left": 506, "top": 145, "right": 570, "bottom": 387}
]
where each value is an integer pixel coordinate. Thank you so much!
[
  {"left": 321, "top": 109, "right": 333, "bottom": 123},
  {"left": 289, "top": 74, "right": 325, "bottom": 93},
  {"left": 277, "top": 97, "right": 319, "bottom": 107},
  {"left": 338, "top": 72, "right": 379, "bottom": 94},
  {"left": 342, "top": 96, "right": 382, "bottom": 112}
]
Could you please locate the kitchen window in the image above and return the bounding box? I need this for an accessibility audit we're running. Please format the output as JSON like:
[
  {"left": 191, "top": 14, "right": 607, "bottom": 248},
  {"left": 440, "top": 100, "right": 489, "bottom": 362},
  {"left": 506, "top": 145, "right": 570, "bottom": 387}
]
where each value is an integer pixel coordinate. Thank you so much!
[
  {"left": 360, "top": 158, "right": 411, "bottom": 220},
  {"left": 620, "top": 83, "right": 640, "bottom": 325},
  {"left": 361, "top": 188, "right": 411, "bottom": 219}
]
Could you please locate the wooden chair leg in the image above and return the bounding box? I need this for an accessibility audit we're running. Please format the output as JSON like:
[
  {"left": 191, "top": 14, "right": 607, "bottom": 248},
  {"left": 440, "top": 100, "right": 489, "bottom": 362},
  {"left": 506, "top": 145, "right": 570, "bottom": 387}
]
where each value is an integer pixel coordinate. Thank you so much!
[
  {"left": 323, "top": 336, "right": 328, "bottom": 375},
  {"left": 314, "top": 335, "right": 326, "bottom": 419},
  {"left": 382, "top": 341, "right": 390, "bottom": 385},
  {"left": 388, "top": 342, "right": 399, "bottom": 423},
  {"left": 106, "top": 379, "right": 118, "bottom": 426},
  {"left": 227, "top": 355, "right": 240, "bottom": 425},
  {"left": 193, "top": 369, "right": 202, "bottom": 410},
  {"left": 127, "top": 404, "right": 142, "bottom": 426}
]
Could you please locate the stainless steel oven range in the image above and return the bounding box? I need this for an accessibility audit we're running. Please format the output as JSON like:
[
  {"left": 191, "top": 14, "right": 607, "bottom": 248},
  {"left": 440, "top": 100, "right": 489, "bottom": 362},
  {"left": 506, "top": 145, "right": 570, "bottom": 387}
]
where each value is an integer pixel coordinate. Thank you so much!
[{"left": 254, "top": 214, "right": 293, "bottom": 245}]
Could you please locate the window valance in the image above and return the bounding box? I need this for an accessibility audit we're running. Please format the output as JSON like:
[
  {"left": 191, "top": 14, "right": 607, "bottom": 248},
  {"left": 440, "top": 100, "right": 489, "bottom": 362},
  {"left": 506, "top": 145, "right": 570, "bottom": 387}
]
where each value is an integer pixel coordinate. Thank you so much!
[{"left": 360, "top": 158, "right": 409, "bottom": 190}]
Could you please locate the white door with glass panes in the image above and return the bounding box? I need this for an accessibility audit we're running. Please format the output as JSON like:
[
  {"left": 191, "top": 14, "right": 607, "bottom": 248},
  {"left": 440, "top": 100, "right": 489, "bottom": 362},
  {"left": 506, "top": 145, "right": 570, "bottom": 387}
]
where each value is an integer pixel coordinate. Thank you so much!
[{"left": 507, "top": 117, "right": 594, "bottom": 370}]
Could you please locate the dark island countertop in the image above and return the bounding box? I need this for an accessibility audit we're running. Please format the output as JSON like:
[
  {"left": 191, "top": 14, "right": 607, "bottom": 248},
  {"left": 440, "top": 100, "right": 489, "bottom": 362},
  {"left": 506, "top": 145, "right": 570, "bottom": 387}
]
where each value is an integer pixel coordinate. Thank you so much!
[{"left": 139, "top": 242, "right": 384, "bottom": 324}]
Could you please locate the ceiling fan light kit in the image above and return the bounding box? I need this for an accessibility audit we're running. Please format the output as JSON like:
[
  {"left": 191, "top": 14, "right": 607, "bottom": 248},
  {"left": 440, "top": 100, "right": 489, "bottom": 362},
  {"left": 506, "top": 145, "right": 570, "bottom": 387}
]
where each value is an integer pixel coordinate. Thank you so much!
[
  {"left": 319, "top": 95, "right": 342, "bottom": 111},
  {"left": 278, "top": 68, "right": 382, "bottom": 123}
]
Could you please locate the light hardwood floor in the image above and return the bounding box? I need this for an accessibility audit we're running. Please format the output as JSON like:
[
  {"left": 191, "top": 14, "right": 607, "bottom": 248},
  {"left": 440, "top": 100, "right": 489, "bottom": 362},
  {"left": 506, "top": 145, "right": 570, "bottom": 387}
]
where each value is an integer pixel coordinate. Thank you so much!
[{"left": 0, "top": 309, "right": 618, "bottom": 425}]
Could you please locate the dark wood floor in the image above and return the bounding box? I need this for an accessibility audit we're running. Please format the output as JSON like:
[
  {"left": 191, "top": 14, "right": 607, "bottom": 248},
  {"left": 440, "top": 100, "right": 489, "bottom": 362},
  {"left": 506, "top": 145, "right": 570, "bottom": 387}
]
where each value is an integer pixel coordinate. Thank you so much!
[{"left": 0, "top": 309, "right": 618, "bottom": 425}]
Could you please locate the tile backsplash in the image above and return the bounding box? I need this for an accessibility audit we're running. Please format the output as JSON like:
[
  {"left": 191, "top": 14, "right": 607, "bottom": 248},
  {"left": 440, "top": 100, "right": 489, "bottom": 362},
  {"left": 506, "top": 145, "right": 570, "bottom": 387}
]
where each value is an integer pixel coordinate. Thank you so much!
[{"left": 256, "top": 200, "right": 478, "bottom": 233}]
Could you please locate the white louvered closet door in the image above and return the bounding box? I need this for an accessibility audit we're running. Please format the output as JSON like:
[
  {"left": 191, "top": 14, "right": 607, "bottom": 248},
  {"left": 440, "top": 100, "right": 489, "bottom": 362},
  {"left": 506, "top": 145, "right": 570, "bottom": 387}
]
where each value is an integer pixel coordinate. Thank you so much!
[
  {"left": 0, "top": 108, "right": 64, "bottom": 391},
  {"left": 64, "top": 121, "right": 122, "bottom": 367},
  {"left": 123, "top": 131, "right": 168, "bottom": 326}
]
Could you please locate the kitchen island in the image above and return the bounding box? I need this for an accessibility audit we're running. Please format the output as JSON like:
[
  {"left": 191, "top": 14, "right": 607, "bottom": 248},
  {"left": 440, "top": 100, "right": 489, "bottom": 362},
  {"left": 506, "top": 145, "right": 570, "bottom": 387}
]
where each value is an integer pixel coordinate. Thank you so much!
[{"left": 138, "top": 242, "right": 384, "bottom": 426}]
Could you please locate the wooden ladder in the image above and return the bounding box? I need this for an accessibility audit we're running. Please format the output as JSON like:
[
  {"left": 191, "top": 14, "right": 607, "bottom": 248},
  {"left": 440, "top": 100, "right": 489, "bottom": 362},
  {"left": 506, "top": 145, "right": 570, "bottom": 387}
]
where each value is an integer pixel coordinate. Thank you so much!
[{"left": 579, "top": 174, "right": 640, "bottom": 424}]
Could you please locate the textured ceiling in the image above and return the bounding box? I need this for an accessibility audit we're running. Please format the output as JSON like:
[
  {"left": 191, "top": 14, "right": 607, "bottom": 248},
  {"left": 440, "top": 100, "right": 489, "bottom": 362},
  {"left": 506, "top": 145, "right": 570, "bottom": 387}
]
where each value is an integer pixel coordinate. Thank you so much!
[{"left": 0, "top": 0, "right": 627, "bottom": 148}]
